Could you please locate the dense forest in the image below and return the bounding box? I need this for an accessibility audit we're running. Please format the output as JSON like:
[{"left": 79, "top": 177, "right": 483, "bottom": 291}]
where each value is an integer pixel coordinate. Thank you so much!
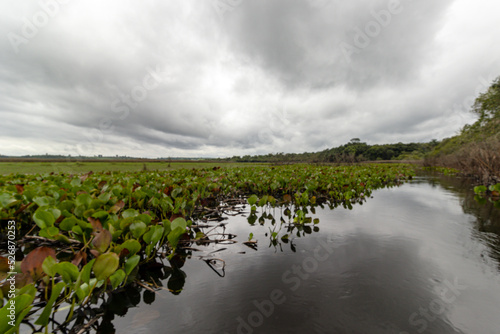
[{"left": 227, "top": 139, "right": 438, "bottom": 163}]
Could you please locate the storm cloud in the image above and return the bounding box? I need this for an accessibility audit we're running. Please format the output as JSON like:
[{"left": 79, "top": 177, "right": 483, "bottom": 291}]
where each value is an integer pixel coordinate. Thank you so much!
[{"left": 1, "top": 0, "right": 499, "bottom": 157}]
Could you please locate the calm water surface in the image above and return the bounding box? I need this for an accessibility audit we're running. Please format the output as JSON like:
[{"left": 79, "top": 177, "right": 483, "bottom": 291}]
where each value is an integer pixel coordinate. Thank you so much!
[{"left": 112, "top": 175, "right": 500, "bottom": 334}]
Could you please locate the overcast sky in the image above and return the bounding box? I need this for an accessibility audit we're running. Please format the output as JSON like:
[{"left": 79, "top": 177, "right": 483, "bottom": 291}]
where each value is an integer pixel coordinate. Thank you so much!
[{"left": 1, "top": 0, "right": 499, "bottom": 158}]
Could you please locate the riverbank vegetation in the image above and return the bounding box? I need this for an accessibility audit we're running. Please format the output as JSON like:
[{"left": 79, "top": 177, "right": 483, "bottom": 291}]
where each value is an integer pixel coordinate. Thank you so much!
[{"left": 425, "top": 76, "right": 500, "bottom": 185}]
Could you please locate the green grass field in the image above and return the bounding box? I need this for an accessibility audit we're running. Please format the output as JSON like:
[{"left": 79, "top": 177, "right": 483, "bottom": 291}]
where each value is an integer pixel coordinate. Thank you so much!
[{"left": 0, "top": 161, "right": 268, "bottom": 175}]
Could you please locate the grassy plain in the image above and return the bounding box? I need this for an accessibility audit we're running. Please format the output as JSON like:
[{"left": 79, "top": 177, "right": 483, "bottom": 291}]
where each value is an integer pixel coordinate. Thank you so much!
[{"left": 0, "top": 161, "right": 268, "bottom": 175}]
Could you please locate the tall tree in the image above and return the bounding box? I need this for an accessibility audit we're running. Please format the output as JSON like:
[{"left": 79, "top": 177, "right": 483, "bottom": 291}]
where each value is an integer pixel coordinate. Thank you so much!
[{"left": 473, "top": 76, "right": 500, "bottom": 123}]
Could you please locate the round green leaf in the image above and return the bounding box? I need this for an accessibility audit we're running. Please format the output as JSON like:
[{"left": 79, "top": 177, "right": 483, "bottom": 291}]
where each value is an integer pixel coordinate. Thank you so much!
[
  {"left": 130, "top": 221, "right": 147, "bottom": 239},
  {"left": 33, "top": 208, "right": 55, "bottom": 229},
  {"left": 93, "top": 253, "right": 119, "bottom": 281},
  {"left": 121, "top": 239, "right": 141, "bottom": 256}
]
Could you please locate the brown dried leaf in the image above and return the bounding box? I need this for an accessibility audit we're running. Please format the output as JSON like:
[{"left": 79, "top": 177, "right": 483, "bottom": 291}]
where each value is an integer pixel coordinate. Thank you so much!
[
  {"left": 92, "top": 229, "right": 112, "bottom": 253},
  {"left": 88, "top": 217, "right": 103, "bottom": 232},
  {"left": 71, "top": 251, "right": 87, "bottom": 267},
  {"left": 89, "top": 249, "right": 100, "bottom": 258},
  {"left": 109, "top": 200, "right": 125, "bottom": 214},
  {"left": 283, "top": 194, "right": 292, "bottom": 203},
  {"left": 80, "top": 171, "right": 94, "bottom": 182},
  {"left": 119, "top": 248, "right": 130, "bottom": 258},
  {"left": 20, "top": 247, "right": 56, "bottom": 280},
  {"left": 15, "top": 184, "right": 24, "bottom": 194},
  {"left": 0, "top": 257, "right": 9, "bottom": 280}
]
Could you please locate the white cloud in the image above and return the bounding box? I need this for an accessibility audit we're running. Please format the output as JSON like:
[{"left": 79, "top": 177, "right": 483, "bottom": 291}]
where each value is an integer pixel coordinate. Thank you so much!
[{"left": 1, "top": 0, "right": 499, "bottom": 158}]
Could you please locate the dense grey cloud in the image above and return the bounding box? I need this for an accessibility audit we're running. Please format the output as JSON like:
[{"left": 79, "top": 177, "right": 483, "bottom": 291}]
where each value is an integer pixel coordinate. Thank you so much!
[{"left": 1, "top": 0, "right": 499, "bottom": 158}]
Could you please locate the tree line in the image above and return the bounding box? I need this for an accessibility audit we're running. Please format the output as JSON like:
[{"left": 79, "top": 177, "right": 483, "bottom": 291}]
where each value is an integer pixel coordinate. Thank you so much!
[{"left": 227, "top": 139, "right": 439, "bottom": 163}]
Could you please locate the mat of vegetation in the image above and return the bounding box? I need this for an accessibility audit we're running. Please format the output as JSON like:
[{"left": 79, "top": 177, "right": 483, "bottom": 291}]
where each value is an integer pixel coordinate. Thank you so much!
[{"left": 0, "top": 164, "right": 415, "bottom": 333}]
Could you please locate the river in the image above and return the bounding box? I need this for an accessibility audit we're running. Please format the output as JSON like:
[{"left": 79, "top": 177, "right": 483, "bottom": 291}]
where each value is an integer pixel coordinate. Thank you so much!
[{"left": 109, "top": 174, "right": 500, "bottom": 334}]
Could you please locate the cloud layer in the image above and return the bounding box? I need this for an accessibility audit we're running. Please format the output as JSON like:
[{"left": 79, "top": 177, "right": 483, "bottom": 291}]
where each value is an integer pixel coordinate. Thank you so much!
[{"left": 1, "top": 0, "right": 499, "bottom": 157}]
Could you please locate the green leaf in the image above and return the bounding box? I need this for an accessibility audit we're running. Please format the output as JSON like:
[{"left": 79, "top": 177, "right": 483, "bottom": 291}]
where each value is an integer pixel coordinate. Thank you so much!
[
  {"left": 18, "top": 284, "right": 37, "bottom": 298},
  {"left": 167, "top": 227, "right": 186, "bottom": 249},
  {"left": 55, "top": 262, "right": 79, "bottom": 285},
  {"left": 0, "top": 192, "right": 16, "bottom": 209},
  {"left": 124, "top": 254, "right": 140, "bottom": 275},
  {"left": 42, "top": 256, "right": 57, "bottom": 277},
  {"left": 33, "top": 196, "right": 52, "bottom": 207},
  {"left": 33, "top": 207, "right": 55, "bottom": 229},
  {"left": 93, "top": 253, "right": 119, "bottom": 281},
  {"left": 58, "top": 200, "right": 75, "bottom": 212},
  {"left": 70, "top": 178, "right": 82, "bottom": 187},
  {"left": 171, "top": 187, "right": 183, "bottom": 198},
  {"left": 120, "top": 239, "right": 141, "bottom": 256},
  {"left": 143, "top": 225, "right": 164, "bottom": 245},
  {"left": 35, "top": 281, "right": 65, "bottom": 326},
  {"left": 142, "top": 227, "right": 153, "bottom": 244},
  {"left": 76, "top": 283, "right": 89, "bottom": 302},
  {"left": 46, "top": 226, "right": 59, "bottom": 237},
  {"left": 171, "top": 217, "right": 187, "bottom": 231},
  {"left": 109, "top": 269, "right": 126, "bottom": 289},
  {"left": 76, "top": 193, "right": 92, "bottom": 208},
  {"left": 48, "top": 207, "right": 61, "bottom": 220},
  {"left": 55, "top": 234, "right": 71, "bottom": 244},
  {"left": 162, "top": 219, "right": 172, "bottom": 237},
  {"left": 74, "top": 204, "right": 86, "bottom": 218},
  {"left": 0, "top": 293, "right": 34, "bottom": 334},
  {"left": 474, "top": 185, "right": 487, "bottom": 194},
  {"left": 258, "top": 195, "right": 268, "bottom": 207},
  {"left": 122, "top": 208, "right": 139, "bottom": 218},
  {"left": 60, "top": 216, "right": 79, "bottom": 231},
  {"left": 72, "top": 225, "right": 83, "bottom": 235},
  {"left": 136, "top": 213, "right": 152, "bottom": 225},
  {"left": 81, "top": 259, "right": 96, "bottom": 284},
  {"left": 92, "top": 210, "right": 109, "bottom": 221},
  {"left": 98, "top": 192, "right": 111, "bottom": 202},
  {"left": 247, "top": 194, "right": 259, "bottom": 206},
  {"left": 130, "top": 221, "right": 147, "bottom": 239},
  {"left": 89, "top": 198, "right": 104, "bottom": 210},
  {"left": 151, "top": 226, "right": 165, "bottom": 244}
]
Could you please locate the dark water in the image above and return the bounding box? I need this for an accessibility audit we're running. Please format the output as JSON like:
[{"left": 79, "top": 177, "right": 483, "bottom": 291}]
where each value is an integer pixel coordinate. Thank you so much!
[{"left": 112, "top": 175, "right": 500, "bottom": 334}]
